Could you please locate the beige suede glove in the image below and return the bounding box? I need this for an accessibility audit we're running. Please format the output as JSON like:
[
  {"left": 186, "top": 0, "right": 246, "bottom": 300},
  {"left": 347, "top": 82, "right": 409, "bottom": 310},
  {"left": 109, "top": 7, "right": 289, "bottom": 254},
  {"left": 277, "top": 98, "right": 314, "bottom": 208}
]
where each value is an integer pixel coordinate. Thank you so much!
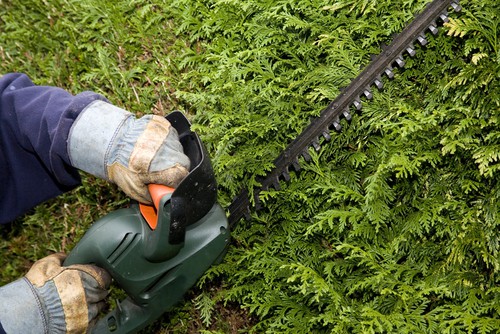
[
  {"left": 68, "top": 100, "right": 190, "bottom": 204},
  {"left": 105, "top": 114, "right": 188, "bottom": 203},
  {"left": 0, "top": 253, "right": 111, "bottom": 334}
]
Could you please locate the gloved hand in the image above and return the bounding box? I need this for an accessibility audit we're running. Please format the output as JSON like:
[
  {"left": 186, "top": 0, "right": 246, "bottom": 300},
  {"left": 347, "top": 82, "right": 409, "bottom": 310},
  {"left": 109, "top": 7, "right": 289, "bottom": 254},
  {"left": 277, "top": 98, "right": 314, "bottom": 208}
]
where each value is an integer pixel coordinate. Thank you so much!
[
  {"left": 68, "top": 100, "right": 190, "bottom": 204},
  {"left": 0, "top": 253, "right": 111, "bottom": 334}
]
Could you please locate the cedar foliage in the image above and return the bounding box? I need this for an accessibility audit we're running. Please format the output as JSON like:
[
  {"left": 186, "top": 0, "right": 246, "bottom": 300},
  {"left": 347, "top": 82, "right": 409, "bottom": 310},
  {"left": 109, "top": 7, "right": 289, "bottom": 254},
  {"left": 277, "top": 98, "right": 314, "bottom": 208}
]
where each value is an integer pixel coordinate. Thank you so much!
[
  {"left": 170, "top": 0, "right": 500, "bottom": 332},
  {"left": 0, "top": 0, "right": 499, "bottom": 332}
]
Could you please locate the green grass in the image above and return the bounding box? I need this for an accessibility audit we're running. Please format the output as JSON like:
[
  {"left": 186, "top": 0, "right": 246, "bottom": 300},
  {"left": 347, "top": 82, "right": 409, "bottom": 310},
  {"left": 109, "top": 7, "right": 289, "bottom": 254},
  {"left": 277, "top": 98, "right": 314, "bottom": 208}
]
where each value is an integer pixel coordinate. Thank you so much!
[
  {"left": 0, "top": 0, "right": 254, "bottom": 332},
  {"left": 2, "top": 0, "right": 500, "bottom": 333},
  {"left": 0, "top": 0, "right": 226, "bottom": 331}
]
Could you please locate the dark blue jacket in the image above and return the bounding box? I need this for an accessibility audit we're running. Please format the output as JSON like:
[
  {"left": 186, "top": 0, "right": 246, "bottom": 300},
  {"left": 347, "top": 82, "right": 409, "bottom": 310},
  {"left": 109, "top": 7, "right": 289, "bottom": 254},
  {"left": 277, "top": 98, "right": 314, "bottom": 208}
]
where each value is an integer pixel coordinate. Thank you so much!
[{"left": 0, "top": 73, "right": 105, "bottom": 224}]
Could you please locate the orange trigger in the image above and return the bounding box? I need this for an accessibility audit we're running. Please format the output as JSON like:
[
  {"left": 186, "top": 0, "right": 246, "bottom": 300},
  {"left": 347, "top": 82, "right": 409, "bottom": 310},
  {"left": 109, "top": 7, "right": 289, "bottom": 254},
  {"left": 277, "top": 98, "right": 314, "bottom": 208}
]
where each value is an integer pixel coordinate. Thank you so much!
[{"left": 139, "top": 184, "right": 175, "bottom": 230}]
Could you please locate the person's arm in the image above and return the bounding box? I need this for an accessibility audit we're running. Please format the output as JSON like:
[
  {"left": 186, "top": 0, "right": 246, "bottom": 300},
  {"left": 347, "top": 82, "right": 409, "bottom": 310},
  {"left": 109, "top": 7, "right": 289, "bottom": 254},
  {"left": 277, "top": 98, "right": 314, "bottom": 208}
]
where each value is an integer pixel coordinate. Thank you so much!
[
  {"left": 0, "top": 73, "right": 190, "bottom": 332},
  {"left": 0, "top": 253, "right": 111, "bottom": 333},
  {"left": 0, "top": 73, "right": 106, "bottom": 224},
  {"left": 0, "top": 73, "right": 190, "bottom": 224}
]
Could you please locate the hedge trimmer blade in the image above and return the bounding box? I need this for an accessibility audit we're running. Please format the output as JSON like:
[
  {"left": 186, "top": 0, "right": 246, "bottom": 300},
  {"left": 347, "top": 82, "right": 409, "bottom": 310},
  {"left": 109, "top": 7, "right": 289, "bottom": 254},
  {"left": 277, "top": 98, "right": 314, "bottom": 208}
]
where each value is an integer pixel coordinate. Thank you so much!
[{"left": 228, "top": 0, "right": 462, "bottom": 228}]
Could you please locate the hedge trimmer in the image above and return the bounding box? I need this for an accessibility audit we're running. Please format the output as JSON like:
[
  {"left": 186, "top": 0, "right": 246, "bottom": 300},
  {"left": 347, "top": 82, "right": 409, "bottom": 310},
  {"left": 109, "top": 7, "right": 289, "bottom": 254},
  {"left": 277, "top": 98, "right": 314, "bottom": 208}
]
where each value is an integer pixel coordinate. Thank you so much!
[{"left": 64, "top": 0, "right": 462, "bottom": 332}]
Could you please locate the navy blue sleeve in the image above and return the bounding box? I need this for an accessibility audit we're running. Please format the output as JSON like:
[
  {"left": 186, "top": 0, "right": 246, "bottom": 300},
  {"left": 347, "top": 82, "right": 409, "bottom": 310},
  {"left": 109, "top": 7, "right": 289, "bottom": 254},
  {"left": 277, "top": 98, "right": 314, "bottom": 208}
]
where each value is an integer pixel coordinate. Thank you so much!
[{"left": 0, "top": 73, "right": 107, "bottom": 224}]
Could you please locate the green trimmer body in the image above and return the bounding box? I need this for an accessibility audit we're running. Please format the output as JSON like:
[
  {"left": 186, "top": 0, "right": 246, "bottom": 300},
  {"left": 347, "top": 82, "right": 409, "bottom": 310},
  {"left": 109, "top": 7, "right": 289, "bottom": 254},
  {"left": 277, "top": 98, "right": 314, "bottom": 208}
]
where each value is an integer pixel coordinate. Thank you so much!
[{"left": 64, "top": 112, "right": 230, "bottom": 333}]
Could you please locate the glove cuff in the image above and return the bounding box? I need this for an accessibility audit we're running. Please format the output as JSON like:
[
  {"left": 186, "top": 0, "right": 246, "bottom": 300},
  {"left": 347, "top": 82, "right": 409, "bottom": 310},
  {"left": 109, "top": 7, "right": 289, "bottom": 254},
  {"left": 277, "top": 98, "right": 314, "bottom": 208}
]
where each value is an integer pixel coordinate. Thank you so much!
[
  {"left": 68, "top": 100, "right": 132, "bottom": 179},
  {"left": 0, "top": 278, "right": 65, "bottom": 333}
]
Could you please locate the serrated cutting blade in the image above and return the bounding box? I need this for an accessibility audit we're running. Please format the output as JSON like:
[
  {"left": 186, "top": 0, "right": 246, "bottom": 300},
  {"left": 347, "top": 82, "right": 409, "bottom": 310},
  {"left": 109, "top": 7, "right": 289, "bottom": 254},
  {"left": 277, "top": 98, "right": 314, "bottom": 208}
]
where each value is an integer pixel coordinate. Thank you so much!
[{"left": 228, "top": 0, "right": 462, "bottom": 228}]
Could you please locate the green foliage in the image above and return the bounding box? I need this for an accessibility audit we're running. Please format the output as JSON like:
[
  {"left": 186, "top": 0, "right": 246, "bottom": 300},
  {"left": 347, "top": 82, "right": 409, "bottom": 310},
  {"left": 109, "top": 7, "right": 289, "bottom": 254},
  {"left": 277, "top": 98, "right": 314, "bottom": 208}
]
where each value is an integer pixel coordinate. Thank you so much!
[
  {"left": 2, "top": 0, "right": 500, "bottom": 333},
  {"left": 170, "top": 0, "right": 437, "bottom": 201},
  {"left": 169, "top": 0, "right": 500, "bottom": 332}
]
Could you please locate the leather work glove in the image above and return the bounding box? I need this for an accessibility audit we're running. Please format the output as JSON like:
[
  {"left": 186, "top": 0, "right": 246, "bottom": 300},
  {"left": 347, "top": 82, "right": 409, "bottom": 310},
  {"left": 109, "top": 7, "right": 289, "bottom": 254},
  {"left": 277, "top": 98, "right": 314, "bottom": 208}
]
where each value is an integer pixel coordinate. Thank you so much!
[
  {"left": 68, "top": 100, "right": 190, "bottom": 204},
  {"left": 0, "top": 253, "right": 111, "bottom": 333}
]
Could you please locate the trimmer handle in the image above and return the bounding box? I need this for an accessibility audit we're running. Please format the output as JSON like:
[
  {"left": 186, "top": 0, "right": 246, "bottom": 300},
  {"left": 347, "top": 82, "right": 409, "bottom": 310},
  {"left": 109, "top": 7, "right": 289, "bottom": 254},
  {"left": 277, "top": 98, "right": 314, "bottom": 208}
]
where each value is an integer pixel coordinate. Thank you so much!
[{"left": 63, "top": 111, "right": 229, "bottom": 333}]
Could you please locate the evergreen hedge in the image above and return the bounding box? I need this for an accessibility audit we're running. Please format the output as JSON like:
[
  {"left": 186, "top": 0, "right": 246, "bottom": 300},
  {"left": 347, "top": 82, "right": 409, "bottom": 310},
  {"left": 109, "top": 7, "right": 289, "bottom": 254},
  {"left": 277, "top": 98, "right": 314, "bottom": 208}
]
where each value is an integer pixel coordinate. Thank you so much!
[
  {"left": 1, "top": 0, "right": 499, "bottom": 332},
  {"left": 171, "top": 0, "right": 500, "bottom": 332}
]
